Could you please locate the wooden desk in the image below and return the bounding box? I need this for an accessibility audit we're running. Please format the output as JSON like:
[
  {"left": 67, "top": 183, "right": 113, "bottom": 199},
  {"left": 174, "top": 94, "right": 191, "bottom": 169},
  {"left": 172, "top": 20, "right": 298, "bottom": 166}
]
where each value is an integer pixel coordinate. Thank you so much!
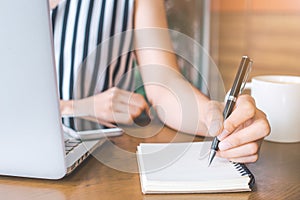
[{"left": 0, "top": 123, "right": 299, "bottom": 200}]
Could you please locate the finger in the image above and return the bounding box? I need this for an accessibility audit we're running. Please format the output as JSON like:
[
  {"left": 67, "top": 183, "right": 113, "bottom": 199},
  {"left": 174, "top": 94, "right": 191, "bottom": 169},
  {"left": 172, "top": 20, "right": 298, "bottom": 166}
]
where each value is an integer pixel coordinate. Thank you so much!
[
  {"left": 113, "top": 103, "right": 147, "bottom": 120},
  {"left": 126, "top": 92, "right": 151, "bottom": 119},
  {"left": 218, "top": 123, "right": 243, "bottom": 141},
  {"left": 109, "top": 101, "right": 134, "bottom": 124},
  {"left": 128, "top": 104, "right": 148, "bottom": 118},
  {"left": 222, "top": 95, "right": 256, "bottom": 136},
  {"left": 111, "top": 101, "right": 129, "bottom": 113},
  {"left": 204, "top": 101, "right": 224, "bottom": 136},
  {"left": 109, "top": 87, "right": 136, "bottom": 106},
  {"left": 112, "top": 88, "right": 136, "bottom": 104},
  {"left": 112, "top": 112, "right": 134, "bottom": 125},
  {"left": 113, "top": 97, "right": 149, "bottom": 119},
  {"left": 129, "top": 93, "right": 150, "bottom": 116},
  {"left": 217, "top": 142, "right": 260, "bottom": 159},
  {"left": 110, "top": 88, "right": 129, "bottom": 104},
  {"left": 218, "top": 111, "right": 269, "bottom": 151},
  {"left": 113, "top": 90, "right": 150, "bottom": 114}
]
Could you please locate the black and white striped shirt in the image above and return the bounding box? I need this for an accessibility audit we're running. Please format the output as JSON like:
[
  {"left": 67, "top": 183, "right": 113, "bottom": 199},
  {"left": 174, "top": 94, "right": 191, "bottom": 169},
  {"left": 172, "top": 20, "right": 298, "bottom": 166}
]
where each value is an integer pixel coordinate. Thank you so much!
[{"left": 51, "top": 0, "right": 135, "bottom": 101}]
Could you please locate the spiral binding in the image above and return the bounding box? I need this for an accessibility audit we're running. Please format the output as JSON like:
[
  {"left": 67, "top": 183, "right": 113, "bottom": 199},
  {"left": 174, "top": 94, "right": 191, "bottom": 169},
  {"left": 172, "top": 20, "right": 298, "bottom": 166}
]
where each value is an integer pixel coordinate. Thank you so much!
[{"left": 232, "top": 162, "right": 255, "bottom": 189}]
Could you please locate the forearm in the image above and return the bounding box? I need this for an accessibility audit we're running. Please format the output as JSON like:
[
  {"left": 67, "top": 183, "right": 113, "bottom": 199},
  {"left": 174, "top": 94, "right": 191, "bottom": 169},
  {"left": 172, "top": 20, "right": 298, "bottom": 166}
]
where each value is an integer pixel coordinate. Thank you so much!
[
  {"left": 136, "top": 48, "right": 211, "bottom": 135},
  {"left": 59, "top": 99, "right": 91, "bottom": 117},
  {"left": 144, "top": 72, "right": 210, "bottom": 135},
  {"left": 134, "top": 0, "right": 210, "bottom": 135}
]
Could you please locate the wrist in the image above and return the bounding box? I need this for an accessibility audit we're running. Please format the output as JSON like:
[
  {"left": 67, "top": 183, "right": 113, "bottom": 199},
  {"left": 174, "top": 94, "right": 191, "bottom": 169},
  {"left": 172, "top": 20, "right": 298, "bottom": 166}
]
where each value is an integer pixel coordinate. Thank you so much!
[{"left": 60, "top": 100, "right": 74, "bottom": 116}]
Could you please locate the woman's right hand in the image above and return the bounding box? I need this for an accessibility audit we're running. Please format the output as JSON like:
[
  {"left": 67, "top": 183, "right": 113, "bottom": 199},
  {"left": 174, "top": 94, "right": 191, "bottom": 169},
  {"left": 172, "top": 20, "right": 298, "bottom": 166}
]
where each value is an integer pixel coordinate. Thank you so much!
[{"left": 60, "top": 87, "right": 150, "bottom": 127}]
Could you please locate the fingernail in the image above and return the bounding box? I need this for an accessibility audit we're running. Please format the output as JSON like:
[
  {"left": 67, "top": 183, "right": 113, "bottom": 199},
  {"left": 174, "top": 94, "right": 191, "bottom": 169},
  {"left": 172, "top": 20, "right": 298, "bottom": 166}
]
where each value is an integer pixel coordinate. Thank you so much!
[
  {"left": 218, "top": 130, "right": 229, "bottom": 140},
  {"left": 219, "top": 141, "right": 231, "bottom": 151}
]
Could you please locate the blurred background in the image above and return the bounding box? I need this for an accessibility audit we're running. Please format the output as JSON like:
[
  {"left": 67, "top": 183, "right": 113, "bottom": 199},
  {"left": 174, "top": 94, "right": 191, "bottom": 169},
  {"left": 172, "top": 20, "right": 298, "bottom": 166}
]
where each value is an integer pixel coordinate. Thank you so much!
[{"left": 165, "top": 0, "right": 300, "bottom": 96}]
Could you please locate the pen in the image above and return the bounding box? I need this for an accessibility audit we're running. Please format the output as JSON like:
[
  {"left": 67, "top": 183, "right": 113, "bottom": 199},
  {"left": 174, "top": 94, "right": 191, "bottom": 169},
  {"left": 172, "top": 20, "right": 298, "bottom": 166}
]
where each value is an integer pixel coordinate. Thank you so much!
[{"left": 208, "top": 56, "right": 253, "bottom": 166}]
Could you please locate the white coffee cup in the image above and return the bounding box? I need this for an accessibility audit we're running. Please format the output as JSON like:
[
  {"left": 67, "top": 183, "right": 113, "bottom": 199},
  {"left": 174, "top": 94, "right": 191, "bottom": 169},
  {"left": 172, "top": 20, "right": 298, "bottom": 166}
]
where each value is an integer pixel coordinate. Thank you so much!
[{"left": 245, "top": 75, "right": 300, "bottom": 143}]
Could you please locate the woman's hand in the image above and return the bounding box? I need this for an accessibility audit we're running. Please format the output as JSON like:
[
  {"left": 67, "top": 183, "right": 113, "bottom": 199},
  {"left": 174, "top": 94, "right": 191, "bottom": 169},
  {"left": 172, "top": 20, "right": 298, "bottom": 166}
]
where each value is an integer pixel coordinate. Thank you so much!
[
  {"left": 60, "top": 87, "right": 150, "bottom": 127},
  {"left": 204, "top": 95, "right": 271, "bottom": 163}
]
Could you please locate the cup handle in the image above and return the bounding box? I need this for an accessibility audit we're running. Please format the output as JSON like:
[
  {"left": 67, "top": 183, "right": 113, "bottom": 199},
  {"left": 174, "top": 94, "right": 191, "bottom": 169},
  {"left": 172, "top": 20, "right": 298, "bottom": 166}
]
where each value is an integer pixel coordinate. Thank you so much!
[{"left": 244, "top": 82, "right": 252, "bottom": 91}]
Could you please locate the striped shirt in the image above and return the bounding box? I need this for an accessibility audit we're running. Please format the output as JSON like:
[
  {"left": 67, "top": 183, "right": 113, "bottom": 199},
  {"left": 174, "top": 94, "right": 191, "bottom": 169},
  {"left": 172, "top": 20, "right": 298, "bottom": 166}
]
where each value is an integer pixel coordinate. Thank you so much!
[{"left": 51, "top": 0, "right": 135, "bottom": 101}]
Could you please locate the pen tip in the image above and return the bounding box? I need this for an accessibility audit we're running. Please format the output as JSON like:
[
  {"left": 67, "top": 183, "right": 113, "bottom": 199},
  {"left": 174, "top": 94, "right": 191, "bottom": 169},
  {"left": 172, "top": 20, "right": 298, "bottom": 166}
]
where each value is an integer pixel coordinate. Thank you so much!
[{"left": 207, "top": 150, "right": 216, "bottom": 167}]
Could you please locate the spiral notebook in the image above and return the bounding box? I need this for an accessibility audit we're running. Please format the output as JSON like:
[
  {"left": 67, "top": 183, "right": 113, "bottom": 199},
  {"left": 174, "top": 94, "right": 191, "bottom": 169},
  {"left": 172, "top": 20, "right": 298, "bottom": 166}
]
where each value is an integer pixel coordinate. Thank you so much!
[{"left": 137, "top": 142, "right": 255, "bottom": 194}]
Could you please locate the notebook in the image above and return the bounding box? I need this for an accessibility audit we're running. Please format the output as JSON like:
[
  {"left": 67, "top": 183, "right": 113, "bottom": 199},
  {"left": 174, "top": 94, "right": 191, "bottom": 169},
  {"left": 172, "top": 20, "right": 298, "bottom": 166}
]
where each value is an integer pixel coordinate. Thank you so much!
[{"left": 137, "top": 142, "right": 255, "bottom": 194}]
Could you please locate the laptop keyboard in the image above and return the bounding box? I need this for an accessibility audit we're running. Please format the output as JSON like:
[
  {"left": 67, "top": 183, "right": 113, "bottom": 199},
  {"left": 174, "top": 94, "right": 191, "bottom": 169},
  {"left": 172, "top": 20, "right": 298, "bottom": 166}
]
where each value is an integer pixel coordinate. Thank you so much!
[{"left": 64, "top": 139, "right": 81, "bottom": 155}]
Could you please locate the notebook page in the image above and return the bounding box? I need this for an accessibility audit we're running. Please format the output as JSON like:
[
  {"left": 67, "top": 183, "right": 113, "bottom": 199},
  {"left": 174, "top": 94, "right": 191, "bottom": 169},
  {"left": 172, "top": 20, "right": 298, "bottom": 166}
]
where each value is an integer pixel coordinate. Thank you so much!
[{"left": 138, "top": 142, "right": 243, "bottom": 182}]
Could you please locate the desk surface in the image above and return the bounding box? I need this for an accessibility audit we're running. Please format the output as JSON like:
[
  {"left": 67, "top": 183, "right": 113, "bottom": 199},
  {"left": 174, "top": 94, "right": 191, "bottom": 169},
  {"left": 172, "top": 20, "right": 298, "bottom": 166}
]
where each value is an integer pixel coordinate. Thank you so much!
[{"left": 0, "top": 123, "right": 299, "bottom": 200}]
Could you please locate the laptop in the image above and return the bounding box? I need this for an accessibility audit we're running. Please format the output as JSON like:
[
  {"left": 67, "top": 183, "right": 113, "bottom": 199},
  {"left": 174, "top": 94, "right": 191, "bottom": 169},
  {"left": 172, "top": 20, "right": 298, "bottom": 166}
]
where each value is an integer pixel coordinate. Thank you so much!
[{"left": 0, "top": 0, "right": 107, "bottom": 179}]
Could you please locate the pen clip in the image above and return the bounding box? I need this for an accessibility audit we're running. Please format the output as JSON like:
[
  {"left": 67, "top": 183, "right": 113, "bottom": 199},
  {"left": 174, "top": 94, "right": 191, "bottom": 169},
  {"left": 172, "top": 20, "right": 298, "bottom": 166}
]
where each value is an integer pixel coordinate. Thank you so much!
[{"left": 239, "top": 59, "right": 253, "bottom": 94}]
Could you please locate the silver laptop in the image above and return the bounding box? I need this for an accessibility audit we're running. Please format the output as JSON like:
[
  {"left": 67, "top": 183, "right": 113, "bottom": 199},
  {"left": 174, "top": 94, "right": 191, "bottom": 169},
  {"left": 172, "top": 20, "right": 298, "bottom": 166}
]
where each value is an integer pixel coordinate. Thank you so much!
[{"left": 0, "top": 0, "right": 106, "bottom": 179}]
